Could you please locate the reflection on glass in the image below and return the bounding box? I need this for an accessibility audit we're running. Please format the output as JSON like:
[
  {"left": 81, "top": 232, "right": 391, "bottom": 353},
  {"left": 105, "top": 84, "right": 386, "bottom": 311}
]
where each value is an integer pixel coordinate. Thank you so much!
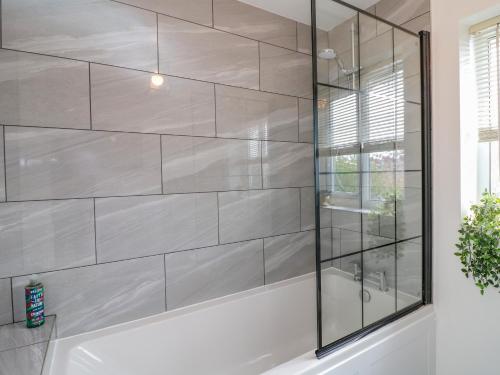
[{"left": 315, "top": 1, "right": 425, "bottom": 349}]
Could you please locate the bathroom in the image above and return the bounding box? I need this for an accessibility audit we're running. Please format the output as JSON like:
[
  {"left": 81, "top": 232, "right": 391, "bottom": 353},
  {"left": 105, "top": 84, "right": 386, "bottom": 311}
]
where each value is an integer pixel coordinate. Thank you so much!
[{"left": 0, "top": 0, "right": 499, "bottom": 374}]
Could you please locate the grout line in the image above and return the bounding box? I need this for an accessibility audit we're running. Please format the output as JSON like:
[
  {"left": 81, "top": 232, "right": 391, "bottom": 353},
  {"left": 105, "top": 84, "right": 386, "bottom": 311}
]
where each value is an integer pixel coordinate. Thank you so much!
[
  {"left": 0, "top": 123, "right": 315, "bottom": 146},
  {"left": 213, "top": 85, "right": 218, "bottom": 137},
  {"left": 211, "top": 0, "right": 214, "bottom": 28},
  {"left": 2, "top": 126, "right": 6, "bottom": 201},
  {"left": 88, "top": 63, "right": 92, "bottom": 129},
  {"left": 257, "top": 42, "right": 262, "bottom": 91},
  {"left": 0, "top": 46, "right": 313, "bottom": 101},
  {"left": 163, "top": 255, "right": 167, "bottom": 311},
  {"left": 260, "top": 140, "right": 264, "bottom": 189},
  {"left": 93, "top": 198, "right": 98, "bottom": 264},
  {"left": 262, "top": 239, "right": 266, "bottom": 285},
  {"left": 6, "top": 228, "right": 323, "bottom": 280},
  {"left": 216, "top": 192, "right": 220, "bottom": 245},
  {"left": 9, "top": 278, "right": 14, "bottom": 324},
  {"left": 159, "top": 136, "right": 164, "bottom": 194},
  {"left": 156, "top": 13, "right": 160, "bottom": 73},
  {"left": 298, "top": 187, "right": 302, "bottom": 230},
  {"left": 0, "top": 186, "right": 316, "bottom": 205}
]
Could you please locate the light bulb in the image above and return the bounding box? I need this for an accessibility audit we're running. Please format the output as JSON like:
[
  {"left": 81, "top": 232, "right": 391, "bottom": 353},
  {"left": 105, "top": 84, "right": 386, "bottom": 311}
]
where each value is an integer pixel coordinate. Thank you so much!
[{"left": 150, "top": 74, "right": 164, "bottom": 88}]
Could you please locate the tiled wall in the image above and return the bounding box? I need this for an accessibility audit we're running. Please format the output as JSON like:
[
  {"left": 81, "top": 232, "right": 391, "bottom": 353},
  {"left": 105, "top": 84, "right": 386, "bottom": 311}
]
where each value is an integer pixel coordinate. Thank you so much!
[
  {"left": 0, "top": 0, "right": 318, "bottom": 337},
  {"left": 0, "top": 0, "right": 430, "bottom": 338}
]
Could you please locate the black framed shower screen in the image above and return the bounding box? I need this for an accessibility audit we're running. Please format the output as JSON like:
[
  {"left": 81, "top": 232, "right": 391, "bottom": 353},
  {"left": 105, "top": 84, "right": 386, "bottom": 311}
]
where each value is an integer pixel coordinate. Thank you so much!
[{"left": 310, "top": 0, "right": 432, "bottom": 358}]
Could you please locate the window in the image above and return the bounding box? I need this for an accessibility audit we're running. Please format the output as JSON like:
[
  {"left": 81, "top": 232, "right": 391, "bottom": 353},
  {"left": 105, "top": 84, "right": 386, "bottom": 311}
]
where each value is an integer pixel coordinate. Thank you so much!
[{"left": 471, "top": 20, "right": 500, "bottom": 196}]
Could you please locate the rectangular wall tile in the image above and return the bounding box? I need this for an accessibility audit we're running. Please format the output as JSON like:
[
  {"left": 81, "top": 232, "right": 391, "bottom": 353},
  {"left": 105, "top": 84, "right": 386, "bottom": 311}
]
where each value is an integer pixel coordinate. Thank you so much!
[
  {"left": 2, "top": 0, "right": 157, "bottom": 72},
  {"left": 5, "top": 127, "right": 161, "bottom": 200},
  {"left": 300, "top": 187, "right": 332, "bottom": 231},
  {"left": 213, "top": 0, "right": 296, "bottom": 50},
  {"left": 158, "top": 15, "right": 259, "bottom": 89},
  {"left": 297, "top": 23, "right": 312, "bottom": 54},
  {"left": 0, "top": 199, "right": 95, "bottom": 278},
  {"left": 165, "top": 240, "right": 264, "bottom": 309},
  {"left": 96, "top": 194, "right": 218, "bottom": 263},
  {"left": 12, "top": 257, "right": 165, "bottom": 337},
  {"left": 162, "top": 136, "right": 261, "bottom": 193},
  {"left": 262, "top": 141, "right": 314, "bottom": 188},
  {"left": 0, "top": 278, "right": 13, "bottom": 325},
  {"left": 375, "top": 0, "right": 429, "bottom": 26},
  {"left": 298, "top": 98, "right": 313, "bottom": 143},
  {"left": 91, "top": 64, "right": 215, "bottom": 136},
  {"left": 0, "top": 50, "right": 90, "bottom": 129},
  {"left": 215, "top": 85, "right": 298, "bottom": 142},
  {"left": 119, "top": 0, "right": 213, "bottom": 26},
  {"left": 401, "top": 12, "right": 431, "bottom": 33},
  {"left": 219, "top": 188, "right": 300, "bottom": 243},
  {"left": 0, "top": 127, "right": 4, "bottom": 202},
  {"left": 264, "top": 231, "right": 315, "bottom": 284},
  {"left": 260, "top": 43, "right": 313, "bottom": 98}
]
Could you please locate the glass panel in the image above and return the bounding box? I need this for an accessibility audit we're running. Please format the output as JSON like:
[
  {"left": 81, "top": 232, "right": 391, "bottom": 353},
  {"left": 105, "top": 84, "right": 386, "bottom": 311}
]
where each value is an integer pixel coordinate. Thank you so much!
[
  {"left": 315, "top": 1, "right": 425, "bottom": 351},
  {"left": 321, "top": 254, "right": 362, "bottom": 344}
]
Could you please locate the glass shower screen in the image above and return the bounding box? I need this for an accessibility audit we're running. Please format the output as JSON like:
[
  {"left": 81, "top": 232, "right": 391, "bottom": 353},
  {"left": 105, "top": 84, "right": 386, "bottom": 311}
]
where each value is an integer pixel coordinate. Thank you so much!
[{"left": 312, "top": 0, "right": 431, "bottom": 356}]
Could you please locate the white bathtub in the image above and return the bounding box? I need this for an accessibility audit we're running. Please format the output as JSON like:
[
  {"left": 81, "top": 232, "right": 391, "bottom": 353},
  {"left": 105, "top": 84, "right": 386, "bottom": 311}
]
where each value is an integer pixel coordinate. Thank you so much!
[{"left": 43, "top": 270, "right": 435, "bottom": 375}]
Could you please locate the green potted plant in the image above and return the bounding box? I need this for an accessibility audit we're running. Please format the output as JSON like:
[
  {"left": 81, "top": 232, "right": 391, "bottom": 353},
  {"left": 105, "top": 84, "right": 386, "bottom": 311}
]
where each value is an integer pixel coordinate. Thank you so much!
[{"left": 455, "top": 192, "right": 500, "bottom": 294}]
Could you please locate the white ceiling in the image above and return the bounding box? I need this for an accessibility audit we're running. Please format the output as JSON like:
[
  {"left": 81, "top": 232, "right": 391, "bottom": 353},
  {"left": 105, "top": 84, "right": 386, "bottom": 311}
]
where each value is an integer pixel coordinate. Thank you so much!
[{"left": 239, "top": 0, "right": 379, "bottom": 31}]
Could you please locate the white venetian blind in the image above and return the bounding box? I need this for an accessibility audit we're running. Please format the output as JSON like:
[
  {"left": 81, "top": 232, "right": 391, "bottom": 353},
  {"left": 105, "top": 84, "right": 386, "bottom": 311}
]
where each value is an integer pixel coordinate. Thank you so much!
[{"left": 471, "top": 19, "right": 500, "bottom": 192}]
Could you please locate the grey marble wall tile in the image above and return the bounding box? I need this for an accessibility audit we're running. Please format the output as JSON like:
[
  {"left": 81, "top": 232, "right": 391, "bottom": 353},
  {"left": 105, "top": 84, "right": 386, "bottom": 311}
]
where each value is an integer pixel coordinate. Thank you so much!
[
  {"left": 401, "top": 12, "right": 431, "bottom": 33},
  {"left": 2, "top": 0, "right": 157, "bottom": 72},
  {"left": 162, "top": 136, "right": 262, "bottom": 193},
  {"left": 328, "top": 16, "right": 358, "bottom": 55},
  {"left": 215, "top": 85, "right": 298, "bottom": 142},
  {"left": 375, "top": 0, "right": 429, "bottom": 27},
  {"left": 400, "top": 102, "right": 421, "bottom": 134},
  {"left": 165, "top": 240, "right": 264, "bottom": 309},
  {"left": 158, "top": 15, "right": 259, "bottom": 89},
  {"left": 298, "top": 98, "right": 313, "bottom": 143},
  {"left": 260, "top": 44, "right": 313, "bottom": 99},
  {"left": 0, "top": 127, "right": 4, "bottom": 203},
  {"left": 0, "top": 343, "right": 45, "bottom": 375},
  {"left": 219, "top": 189, "right": 300, "bottom": 244},
  {"left": 262, "top": 141, "right": 314, "bottom": 188},
  {"left": 0, "top": 278, "right": 13, "bottom": 325},
  {"left": 12, "top": 257, "right": 165, "bottom": 337},
  {"left": 264, "top": 231, "right": 315, "bottom": 284},
  {"left": 213, "top": 0, "right": 296, "bottom": 50},
  {"left": 118, "top": 0, "right": 213, "bottom": 26},
  {"left": 297, "top": 23, "right": 312, "bottom": 54},
  {"left": 0, "top": 50, "right": 90, "bottom": 129},
  {"left": 5, "top": 127, "right": 161, "bottom": 200},
  {"left": 397, "top": 131, "right": 422, "bottom": 171},
  {"left": 0, "top": 199, "right": 95, "bottom": 278},
  {"left": 300, "top": 187, "right": 332, "bottom": 231},
  {"left": 359, "top": 12, "right": 377, "bottom": 44},
  {"left": 91, "top": 64, "right": 215, "bottom": 136},
  {"left": 360, "top": 30, "right": 393, "bottom": 85},
  {"left": 394, "top": 29, "right": 420, "bottom": 79},
  {"left": 404, "top": 74, "right": 421, "bottom": 103},
  {"left": 0, "top": 316, "right": 55, "bottom": 352},
  {"left": 397, "top": 239, "right": 423, "bottom": 301},
  {"left": 96, "top": 194, "right": 218, "bottom": 263},
  {"left": 332, "top": 209, "right": 361, "bottom": 232}
]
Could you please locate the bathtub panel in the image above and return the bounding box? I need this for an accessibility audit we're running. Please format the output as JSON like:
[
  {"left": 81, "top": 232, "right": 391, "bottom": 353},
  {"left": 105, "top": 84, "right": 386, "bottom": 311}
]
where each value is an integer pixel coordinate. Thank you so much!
[
  {"left": 5, "top": 127, "right": 161, "bottom": 200},
  {"left": 0, "top": 278, "right": 12, "bottom": 325},
  {"left": 165, "top": 240, "right": 264, "bottom": 309},
  {"left": 158, "top": 15, "right": 259, "bottom": 89},
  {"left": 215, "top": 85, "right": 299, "bottom": 142},
  {"left": 12, "top": 256, "right": 165, "bottom": 337},
  {"left": 0, "top": 199, "right": 96, "bottom": 278},
  {"left": 95, "top": 194, "right": 218, "bottom": 262},
  {"left": 0, "top": 50, "right": 90, "bottom": 129},
  {"left": 91, "top": 64, "right": 216, "bottom": 136},
  {"left": 262, "top": 141, "right": 314, "bottom": 189},
  {"left": 162, "top": 136, "right": 262, "bottom": 193},
  {"left": 2, "top": 0, "right": 157, "bottom": 72},
  {"left": 218, "top": 189, "right": 300, "bottom": 244}
]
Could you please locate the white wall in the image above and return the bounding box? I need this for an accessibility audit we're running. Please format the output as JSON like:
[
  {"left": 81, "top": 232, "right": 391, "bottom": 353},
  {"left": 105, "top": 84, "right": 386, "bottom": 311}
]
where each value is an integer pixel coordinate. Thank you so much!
[{"left": 432, "top": 0, "right": 500, "bottom": 374}]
